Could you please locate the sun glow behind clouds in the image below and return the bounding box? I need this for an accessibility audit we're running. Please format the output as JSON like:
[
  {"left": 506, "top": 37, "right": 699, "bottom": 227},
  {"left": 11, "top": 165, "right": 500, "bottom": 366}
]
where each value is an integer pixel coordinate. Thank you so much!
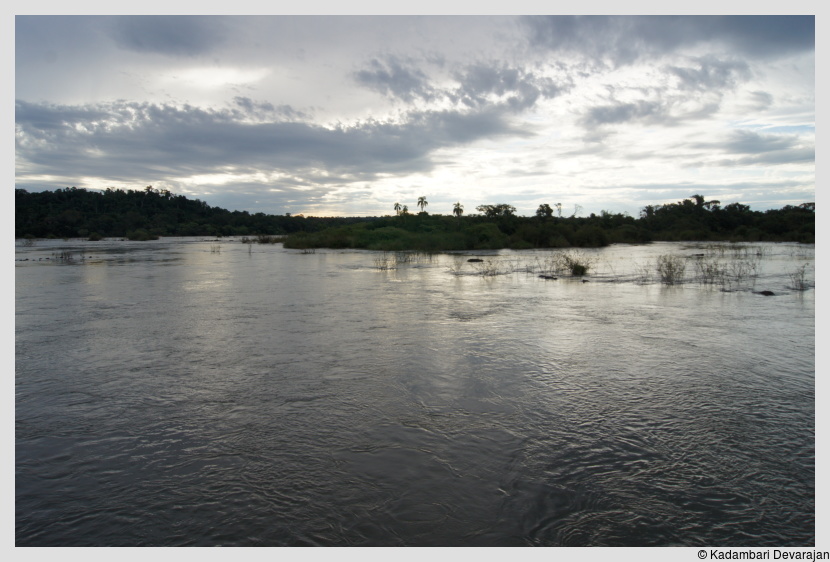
[
  {"left": 178, "top": 170, "right": 287, "bottom": 187},
  {"left": 162, "top": 67, "right": 271, "bottom": 89}
]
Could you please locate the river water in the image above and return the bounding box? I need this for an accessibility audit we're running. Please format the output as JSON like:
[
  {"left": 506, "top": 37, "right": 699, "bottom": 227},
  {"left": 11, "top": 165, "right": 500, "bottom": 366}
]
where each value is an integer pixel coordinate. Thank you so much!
[{"left": 15, "top": 238, "right": 815, "bottom": 546}]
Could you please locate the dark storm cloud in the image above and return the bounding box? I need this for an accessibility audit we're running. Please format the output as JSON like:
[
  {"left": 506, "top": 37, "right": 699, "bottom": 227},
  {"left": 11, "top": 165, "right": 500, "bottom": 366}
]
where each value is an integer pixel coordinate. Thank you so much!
[
  {"left": 720, "top": 130, "right": 801, "bottom": 154},
  {"left": 15, "top": 99, "right": 525, "bottom": 188},
  {"left": 713, "top": 149, "right": 815, "bottom": 167},
  {"left": 451, "top": 63, "right": 565, "bottom": 111},
  {"left": 666, "top": 57, "right": 751, "bottom": 91},
  {"left": 581, "top": 100, "right": 665, "bottom": 128},
  {"left": 353, "top": 57, "right": 436, "bottom": 103},
  {"left": 409, "top": 107, "right": 527, "bottom": 144},
  {"left": 746, "top": 91, "right": 775, "bottom": 111},
  {"left": 578, "top": 57, "right": 751, "bottom": 131},
  {"left": 110, "top": 16, "right": 228, "bottom": 57},
  {"left": 231, "top": 97, "right": 309, "bottom": 121},
  {"left": 14, "top": 102, "right": 112, "bottom": 132},
  {"left": 523, "top": 16, "right": 814, "bottom": 64},
  {"left": 692, "top": 130, "right": 815, "bottom": 167},
  {"left": 353, "top": 56, "right": 567, "bottom": 113},
  {"left": 709, "top": 16, "right": 815, "bottom": 57},
  {"left": 578, "top": 96, "right": 725, "bottom": 132},
  {"left": 196, "top": 183, "right": 333, "bottom": 216}
]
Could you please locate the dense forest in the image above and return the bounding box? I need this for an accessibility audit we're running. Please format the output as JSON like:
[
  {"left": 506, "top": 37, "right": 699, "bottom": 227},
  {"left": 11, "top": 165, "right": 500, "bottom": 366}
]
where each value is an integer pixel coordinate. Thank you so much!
[
  {"left": 14, "top": 186, "right": 356, "bottom": 241},
  {"left": 15, "top": 186, "right": 814, "bottom": 250}
]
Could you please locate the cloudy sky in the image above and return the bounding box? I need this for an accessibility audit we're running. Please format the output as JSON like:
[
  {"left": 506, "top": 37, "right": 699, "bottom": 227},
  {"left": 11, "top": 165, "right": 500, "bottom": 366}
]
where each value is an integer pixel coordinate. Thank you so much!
[{"left": 14, "top": 14, "right": 815, "bottom": 218}]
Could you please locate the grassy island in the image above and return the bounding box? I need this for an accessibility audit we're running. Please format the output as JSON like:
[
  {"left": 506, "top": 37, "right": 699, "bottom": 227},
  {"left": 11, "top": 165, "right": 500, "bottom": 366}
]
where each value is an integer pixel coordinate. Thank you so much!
[{"left": 282, "top": 198, "right": 814, "bottom": 251}]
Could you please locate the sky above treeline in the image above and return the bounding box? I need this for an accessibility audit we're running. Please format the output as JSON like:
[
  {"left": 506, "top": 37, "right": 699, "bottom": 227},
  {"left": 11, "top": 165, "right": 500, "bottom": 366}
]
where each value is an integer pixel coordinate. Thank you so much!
[{"left": 14, "top": 14, "right": 815, "bottom": 218}]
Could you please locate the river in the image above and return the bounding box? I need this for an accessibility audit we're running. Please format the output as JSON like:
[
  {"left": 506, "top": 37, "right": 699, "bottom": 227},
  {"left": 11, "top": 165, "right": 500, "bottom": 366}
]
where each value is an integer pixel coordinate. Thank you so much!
[{"left": 15, "top": 238, "right": 815, "bottom": 546}]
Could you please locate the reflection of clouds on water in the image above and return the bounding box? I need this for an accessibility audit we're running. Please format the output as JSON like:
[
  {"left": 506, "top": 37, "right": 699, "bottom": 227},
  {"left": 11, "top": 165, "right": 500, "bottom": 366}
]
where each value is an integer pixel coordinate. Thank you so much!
[{"left": 15, "top": 239, "right": 815, "bottom": 545}]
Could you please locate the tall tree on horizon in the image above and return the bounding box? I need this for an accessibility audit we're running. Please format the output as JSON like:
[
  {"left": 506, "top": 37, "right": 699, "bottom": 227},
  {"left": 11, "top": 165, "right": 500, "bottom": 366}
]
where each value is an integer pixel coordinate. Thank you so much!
[
  {"left": 536, "top": 203, "right": 553, "bottom": 219},
  {"left": 417, "top": 196, "right": 428, "bottom": 213}
]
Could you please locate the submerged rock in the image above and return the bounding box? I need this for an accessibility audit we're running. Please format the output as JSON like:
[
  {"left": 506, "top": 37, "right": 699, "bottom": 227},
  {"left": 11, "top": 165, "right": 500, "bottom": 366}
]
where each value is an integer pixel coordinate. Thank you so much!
[
  {"left": 467, "top": 258, "right": 484, "bottom": 263},
  {"left": 756, "top": 290, "right": 775, "bottom": 296}
]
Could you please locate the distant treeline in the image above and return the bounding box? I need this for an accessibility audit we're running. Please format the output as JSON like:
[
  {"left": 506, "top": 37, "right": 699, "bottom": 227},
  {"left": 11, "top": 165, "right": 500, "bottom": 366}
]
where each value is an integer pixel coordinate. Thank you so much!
[
  {"left": 15, "top": 187, "right": 814, "bottom": 249},
  {"left": 15, "top": 186, "right": 357, "bottom": 241}
]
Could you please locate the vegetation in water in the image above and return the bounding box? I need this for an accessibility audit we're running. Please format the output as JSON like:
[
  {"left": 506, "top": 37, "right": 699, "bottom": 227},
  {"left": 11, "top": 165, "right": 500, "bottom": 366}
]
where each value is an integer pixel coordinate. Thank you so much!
[
  {"left": 240, "top": 234, "right": 286, "bottom": 245},
  {"left": 562, "top": 251, "right": 594, "bottom": 276},
  {"left": 125, "top": 229, "right": 158, "bottom": 241},
  {"left": 657, "top": 254, "right": 686, "bottom": 285},
  {"left": 789, "top": 264, "right": 810, "bottom": 291},
  {"left": 373, "top": 252, "right": 394, "bottom": 271}
]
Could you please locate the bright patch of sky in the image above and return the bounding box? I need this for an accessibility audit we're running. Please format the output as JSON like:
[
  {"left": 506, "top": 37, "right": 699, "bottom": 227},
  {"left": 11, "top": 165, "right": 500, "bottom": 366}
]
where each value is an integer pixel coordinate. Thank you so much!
[{"left": 14, "top": 11, "right": 815, "bottom": 217}]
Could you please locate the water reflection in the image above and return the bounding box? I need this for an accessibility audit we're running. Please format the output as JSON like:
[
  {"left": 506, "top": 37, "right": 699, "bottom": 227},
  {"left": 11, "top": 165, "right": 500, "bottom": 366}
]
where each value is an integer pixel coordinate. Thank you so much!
[{"left": 16, "top": 240, "right": 815, "bottom": 546}]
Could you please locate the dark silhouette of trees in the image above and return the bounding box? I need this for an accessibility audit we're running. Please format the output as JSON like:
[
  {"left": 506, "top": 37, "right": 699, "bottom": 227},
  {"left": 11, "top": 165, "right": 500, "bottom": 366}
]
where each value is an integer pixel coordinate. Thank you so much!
[
  {"left": 536, "top": 203, "right": 554, "bottom": 219},
  {"left": 16, "top": 188, "right": 814, "bottom": 247},
  {"left": 476, "top": 204, "right": 516, "bottom": 218},
  {"left": 15, "top": 187, "right": 357, "bottom": 239}
]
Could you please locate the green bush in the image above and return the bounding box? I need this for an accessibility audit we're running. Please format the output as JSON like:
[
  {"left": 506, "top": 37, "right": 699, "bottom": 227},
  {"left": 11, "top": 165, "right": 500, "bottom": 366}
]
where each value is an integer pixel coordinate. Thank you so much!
[
  {"left": 561, "top": 250, "right": 594, "bottom": 276},
  {"left": 509, "top": 236, "right": 534, "bottom": 250},
  {"left": 255, "top": 234, "right": 284, "bottom": 244},
  {"left": 466, "top": 223, "right": 508, "bottom": 249},
  {"left": 545, "top": 234, "right": 570, "bottom": 248},
  {"left": 125, "top": 229, "right": 158, "bottom": 241},
  {"left": 611, "top": 224, "right": 652, "bottom": 244},
  {"left": 657, "top": 254, "right": 686, "bottom": 285},
  {"left": 572, "top": 225, "right": 609, "bottom": 247}
]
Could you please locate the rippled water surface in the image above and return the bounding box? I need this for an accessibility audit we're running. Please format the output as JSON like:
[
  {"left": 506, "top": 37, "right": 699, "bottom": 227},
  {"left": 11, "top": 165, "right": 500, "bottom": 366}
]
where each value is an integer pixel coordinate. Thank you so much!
[{"left": 16, "top": 239, "right": 815, "bottom": 546}]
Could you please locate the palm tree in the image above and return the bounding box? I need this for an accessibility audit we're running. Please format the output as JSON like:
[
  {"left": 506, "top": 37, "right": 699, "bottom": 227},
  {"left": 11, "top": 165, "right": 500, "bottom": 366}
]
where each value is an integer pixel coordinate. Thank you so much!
[
  {"left": 417, "top": 196, "right": 428, "bottom": 213},
  {"left": 452, "top": 202, "right": 464, "bottom": 218},
  {"left": 402, "top": 205, "right": 409, "bottom": 215},
  {"left": 394, "top": 202, "right": 402, "bottom": 215}
]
